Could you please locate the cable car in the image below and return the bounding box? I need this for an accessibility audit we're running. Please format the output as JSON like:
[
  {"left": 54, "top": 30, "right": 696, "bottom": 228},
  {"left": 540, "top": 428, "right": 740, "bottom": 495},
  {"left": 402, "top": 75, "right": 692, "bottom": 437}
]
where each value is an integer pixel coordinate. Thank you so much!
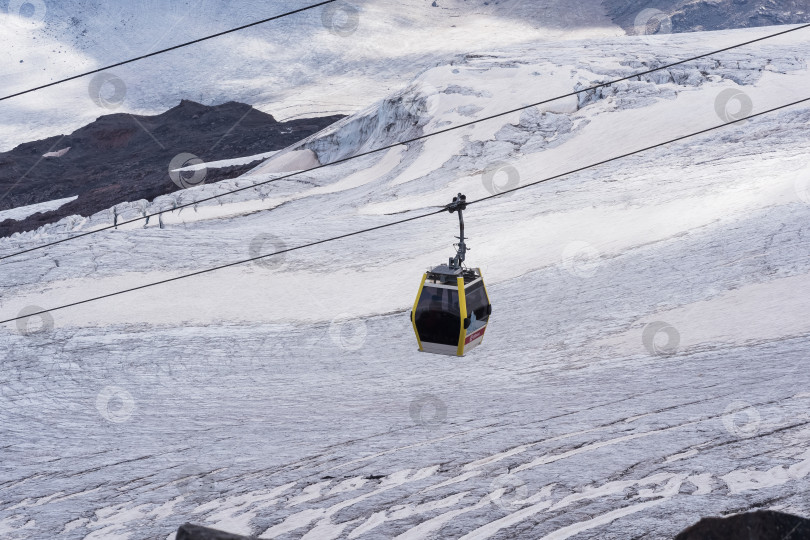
[{"left": 411, "top": 194, "right": 492, "bottom": 356}]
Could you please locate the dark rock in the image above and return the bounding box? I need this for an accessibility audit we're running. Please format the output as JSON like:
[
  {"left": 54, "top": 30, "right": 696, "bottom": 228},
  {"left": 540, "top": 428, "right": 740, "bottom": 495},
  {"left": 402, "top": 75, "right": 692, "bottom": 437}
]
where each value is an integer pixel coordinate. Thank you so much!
[
  {"left": 674, "top": 510, "right": 810, "bottom": 540},
  {"left": 0, "top": 100, "right": 343, "bottom": 237},
  {"left": 602, "top": 0, "right": 810, "bottom": 34},
  {"left": 176, "top": 522, "right": 253, "bottom": 540}
]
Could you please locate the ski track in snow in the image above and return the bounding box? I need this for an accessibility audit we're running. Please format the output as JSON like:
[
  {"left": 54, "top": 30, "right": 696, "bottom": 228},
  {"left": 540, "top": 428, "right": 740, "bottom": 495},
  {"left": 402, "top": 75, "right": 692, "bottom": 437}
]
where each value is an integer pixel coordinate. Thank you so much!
[{"left": 2, "top": 24, "right": 810, "bottom": 540}]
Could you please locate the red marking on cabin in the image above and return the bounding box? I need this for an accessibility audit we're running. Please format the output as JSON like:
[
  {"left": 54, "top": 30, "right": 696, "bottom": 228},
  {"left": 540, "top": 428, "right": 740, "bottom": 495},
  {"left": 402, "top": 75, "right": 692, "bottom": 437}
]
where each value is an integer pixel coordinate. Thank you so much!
[{"left": 465, "top": 326, "right": 486, "bottom": 345}]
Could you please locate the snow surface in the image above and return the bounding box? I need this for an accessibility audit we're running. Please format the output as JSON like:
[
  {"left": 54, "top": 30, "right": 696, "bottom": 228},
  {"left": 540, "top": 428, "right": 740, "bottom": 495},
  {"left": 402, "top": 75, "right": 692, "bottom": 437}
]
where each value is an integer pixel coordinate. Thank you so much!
[
  {"left": 0, "top": 195, "right": 78, "bottom": 222},
  {"left": 2, "top": 23, "right": 810, "bottom": 540},
  {"left": 41, "top": 146, "right": 70, "bottom": 158},
  {"left": 174, "top": 151, "right": 280, "bottom": 172},
  {"left": 253, "top": 149, "right": 321, "bottom": 174}
]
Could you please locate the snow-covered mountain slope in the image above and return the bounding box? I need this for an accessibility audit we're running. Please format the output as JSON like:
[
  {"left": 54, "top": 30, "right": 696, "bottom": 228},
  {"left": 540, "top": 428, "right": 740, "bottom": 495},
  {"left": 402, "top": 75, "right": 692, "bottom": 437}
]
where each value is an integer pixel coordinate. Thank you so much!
[
  {"left": 2, "top": 25, "right": 810, "bottom": 539},
  {"left": 3, "top": 0, "right": 808, "bottom": 152},
  {"left": 0, "top": 0, "right": 622, "bottom": 151},
  {"left": 604, "top": 0, "right": 810, "bottom": 34}
]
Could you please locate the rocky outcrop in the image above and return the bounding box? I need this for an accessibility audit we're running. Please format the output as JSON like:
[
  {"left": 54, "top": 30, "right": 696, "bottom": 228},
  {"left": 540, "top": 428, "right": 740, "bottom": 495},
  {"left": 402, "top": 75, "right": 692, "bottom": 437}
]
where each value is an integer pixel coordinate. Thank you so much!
[
  {"left": 0, "top": 100, "right": 342, "bottom": 237},
  {"left": 675, "top": 510, "right": 810, "bottom": 539},
  {"left": 176, "top": 523, "right": 252, "bottom": 540}
]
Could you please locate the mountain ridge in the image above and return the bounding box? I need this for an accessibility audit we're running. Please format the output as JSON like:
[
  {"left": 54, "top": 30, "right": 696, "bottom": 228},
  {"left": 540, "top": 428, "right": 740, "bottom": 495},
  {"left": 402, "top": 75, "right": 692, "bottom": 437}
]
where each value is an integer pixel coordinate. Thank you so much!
[{"left": 0, "top": 99, "right": 343, "bottom": 237}]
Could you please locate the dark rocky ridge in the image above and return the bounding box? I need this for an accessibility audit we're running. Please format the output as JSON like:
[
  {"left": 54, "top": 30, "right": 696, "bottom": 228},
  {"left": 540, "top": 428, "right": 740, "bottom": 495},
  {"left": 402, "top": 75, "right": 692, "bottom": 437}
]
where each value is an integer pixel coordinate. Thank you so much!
[
  {"left": 0, "top": 100, "right": 343, "bottom": 237},
  {"left": 674, "top": 509, "right": 810, "bottom": 539},
  {"left": 603, "top": 0, "right": 810, "bottom": 33},
  {"left": 176, "top": 523, "right": 252, "bottom": 540},
  {"left": 172, "top": 511, "right": 810, "bottom": 540}
]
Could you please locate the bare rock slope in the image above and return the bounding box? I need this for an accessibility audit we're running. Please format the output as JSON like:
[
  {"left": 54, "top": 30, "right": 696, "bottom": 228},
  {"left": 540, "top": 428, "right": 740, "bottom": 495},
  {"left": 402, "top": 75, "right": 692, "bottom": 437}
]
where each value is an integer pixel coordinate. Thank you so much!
[{"left": 0, "top": 100, "right": 342, "bottom": 237}]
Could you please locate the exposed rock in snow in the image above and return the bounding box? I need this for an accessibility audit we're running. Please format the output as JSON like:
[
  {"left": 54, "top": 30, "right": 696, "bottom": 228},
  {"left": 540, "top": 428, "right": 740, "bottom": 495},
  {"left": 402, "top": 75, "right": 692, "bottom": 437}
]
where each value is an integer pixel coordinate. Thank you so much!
[
  {"left": 176, "top": 522, "right": 250, "bottom": 540},
  {"left": 674, "top": 510, "right": 810, "bottom": 539}
]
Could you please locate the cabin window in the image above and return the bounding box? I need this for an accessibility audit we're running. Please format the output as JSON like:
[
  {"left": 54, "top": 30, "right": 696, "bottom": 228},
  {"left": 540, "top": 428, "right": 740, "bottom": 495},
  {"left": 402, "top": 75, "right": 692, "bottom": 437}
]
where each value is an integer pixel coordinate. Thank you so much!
[{"left": 414, "top": 286, "right": 461, "bottom": 346}]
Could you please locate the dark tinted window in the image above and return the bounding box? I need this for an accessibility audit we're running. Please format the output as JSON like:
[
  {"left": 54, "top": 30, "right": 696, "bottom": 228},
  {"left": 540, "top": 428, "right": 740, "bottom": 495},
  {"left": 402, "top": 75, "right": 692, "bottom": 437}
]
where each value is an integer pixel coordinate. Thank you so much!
[
  {"left": 415, "top": 286, "right": 461, "bottom": 346},
  {"left": 465, "top": 281, "right": 490, "bottom": 322}
]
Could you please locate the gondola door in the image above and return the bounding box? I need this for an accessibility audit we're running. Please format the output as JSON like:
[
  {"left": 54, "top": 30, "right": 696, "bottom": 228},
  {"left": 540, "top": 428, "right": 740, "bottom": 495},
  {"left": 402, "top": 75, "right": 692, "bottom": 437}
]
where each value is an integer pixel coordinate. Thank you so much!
[{"left": 412, "top": 279, "right": 463, "bottom": 356}]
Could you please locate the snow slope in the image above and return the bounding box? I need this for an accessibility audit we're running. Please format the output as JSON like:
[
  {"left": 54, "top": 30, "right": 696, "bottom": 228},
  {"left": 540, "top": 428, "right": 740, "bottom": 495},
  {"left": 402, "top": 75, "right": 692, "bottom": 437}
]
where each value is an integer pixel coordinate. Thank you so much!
[
  {"left": 2, "top": 24, "right": 810, "bottom": 539},
  {"left": 0, "top": 0, "right": 623, "bottom": 151},
  {"left": 0, "top": 195, "right": 77, "bottom": 222}
]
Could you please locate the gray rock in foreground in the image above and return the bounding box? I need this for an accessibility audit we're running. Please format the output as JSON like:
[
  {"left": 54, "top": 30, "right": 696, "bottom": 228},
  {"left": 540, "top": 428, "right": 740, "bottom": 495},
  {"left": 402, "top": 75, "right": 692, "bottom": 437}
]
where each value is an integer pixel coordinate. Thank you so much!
[
  {"left": 675, "top": 510, "right": 810, "bottom": 540},
  {"left": 176, "top": 523, "right": 252, "bottom": 540}
]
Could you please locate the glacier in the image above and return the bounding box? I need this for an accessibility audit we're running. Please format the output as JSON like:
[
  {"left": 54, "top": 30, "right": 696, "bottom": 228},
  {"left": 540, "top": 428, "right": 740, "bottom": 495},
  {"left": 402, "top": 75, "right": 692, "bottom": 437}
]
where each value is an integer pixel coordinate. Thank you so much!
[{"left": 1, "top": 22, "right": 810, "bottom": 540}]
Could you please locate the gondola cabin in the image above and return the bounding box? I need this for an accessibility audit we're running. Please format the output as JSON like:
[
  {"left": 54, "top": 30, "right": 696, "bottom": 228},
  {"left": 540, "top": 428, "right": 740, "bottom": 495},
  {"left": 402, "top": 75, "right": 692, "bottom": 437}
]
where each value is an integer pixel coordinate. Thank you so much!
[
  {"left": 411, "top": 265, "right": 491, "bottom": 356},
  {"left": 410, "top": 193, "right": 492, "bottom": 357}
]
